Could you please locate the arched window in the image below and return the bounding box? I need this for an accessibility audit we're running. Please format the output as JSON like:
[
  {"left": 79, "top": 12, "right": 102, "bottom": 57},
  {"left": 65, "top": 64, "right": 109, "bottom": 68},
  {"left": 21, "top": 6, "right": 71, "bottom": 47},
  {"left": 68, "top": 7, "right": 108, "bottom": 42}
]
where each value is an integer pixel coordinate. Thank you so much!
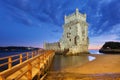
[{"left": 74, "top": 35, "right": 79, "bottom": 45}]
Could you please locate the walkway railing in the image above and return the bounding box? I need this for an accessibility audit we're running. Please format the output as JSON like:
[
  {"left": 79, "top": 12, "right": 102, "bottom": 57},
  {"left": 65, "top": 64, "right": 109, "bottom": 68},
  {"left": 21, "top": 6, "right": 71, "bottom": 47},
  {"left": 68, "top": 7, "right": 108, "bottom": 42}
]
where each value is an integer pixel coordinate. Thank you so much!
[
  {"left": 0, "top": 50, "right": 43, "bottom": 71},
  {"left": 0, "top": 50, "right": 55, "bottom": 80}
]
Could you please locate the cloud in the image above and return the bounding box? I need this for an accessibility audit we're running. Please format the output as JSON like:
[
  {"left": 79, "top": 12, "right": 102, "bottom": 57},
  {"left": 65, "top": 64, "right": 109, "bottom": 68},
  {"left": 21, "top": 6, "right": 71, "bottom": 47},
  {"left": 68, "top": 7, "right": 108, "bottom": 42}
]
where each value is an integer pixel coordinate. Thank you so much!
[
  {"left": 110, "top": 24, "right": 120, "bottom": 34},
  {"left": 87, "top": 0, "right": 120, "bottom": 37},
  {"left": 52, "top": 30, "right": 60, "bottom": 33},
  {"left": 100, "top": 0, "right": 113, "bottom": 4},
  {"left": 0, "top": 0, "right": 34, "bottom": 26},
  {"left": 1, "top": 0, "right": 91, "bottom": 27}
]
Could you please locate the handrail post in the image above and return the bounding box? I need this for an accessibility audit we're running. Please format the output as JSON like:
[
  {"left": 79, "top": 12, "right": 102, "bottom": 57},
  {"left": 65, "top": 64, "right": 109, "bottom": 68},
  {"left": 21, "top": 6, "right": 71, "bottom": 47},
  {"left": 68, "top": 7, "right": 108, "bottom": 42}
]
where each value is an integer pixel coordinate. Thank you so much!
[
  {"left": 37, "top": 56, "right": 41, "bottom": 80},
  {"left": 20, "top": 54, "right": 22, "bottom": 63},
  {"left": 26, "top": 52, "right": 29, "bottom": 60},
  {"left": 34, "top": 51, "right": 36, "bottom": 56},
  {"left": 35, "top": 51, "right": 37, "bottom": 55},
  {"left": 8, "top": 57, "right": 12, "bottom": 69},
  {"left": 37, "top": 49, "right": 40, "bottom": 54},
  {"left": 37, "top": 57, "right": 40, "bottom": 69},
  {"left": 37, "top": 49, "right": 39, "bottom": 54},
  {"left": 32, "top": 52, "right": 34, "bottom": 58},
  {"left": 36, "top": 50, "right": 38, "bottom": 55},
  {"left": 27, "top": 62, "right": 32, "bottom": 80}
]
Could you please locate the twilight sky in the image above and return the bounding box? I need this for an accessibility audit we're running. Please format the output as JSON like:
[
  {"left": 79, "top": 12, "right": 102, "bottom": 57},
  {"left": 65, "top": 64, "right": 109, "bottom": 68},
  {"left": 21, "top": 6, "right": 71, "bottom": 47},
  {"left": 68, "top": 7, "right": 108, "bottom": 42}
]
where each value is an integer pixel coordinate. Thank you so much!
[{"left": 0, "top": 0, "right": 120, "bottom": 49}]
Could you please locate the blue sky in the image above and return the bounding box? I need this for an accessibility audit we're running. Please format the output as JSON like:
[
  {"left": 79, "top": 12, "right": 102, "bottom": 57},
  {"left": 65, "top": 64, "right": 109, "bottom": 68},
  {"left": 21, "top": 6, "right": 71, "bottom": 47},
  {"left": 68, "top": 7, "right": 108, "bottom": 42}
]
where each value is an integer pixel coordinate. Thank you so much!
[{"left": 0, "top": 0, "right": 120, "bottom": 49}]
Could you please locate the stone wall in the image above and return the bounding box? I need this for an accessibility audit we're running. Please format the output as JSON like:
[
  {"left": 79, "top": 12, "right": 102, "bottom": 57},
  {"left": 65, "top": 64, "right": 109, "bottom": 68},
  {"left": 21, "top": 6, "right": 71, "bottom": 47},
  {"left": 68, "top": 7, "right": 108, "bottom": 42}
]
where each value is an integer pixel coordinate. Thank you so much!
[
  {"left": 67, "top": 45, "right": 88, "bottom": 55},
  {"left": 44, "top": 42, "right": 61, "bottom": 51}
]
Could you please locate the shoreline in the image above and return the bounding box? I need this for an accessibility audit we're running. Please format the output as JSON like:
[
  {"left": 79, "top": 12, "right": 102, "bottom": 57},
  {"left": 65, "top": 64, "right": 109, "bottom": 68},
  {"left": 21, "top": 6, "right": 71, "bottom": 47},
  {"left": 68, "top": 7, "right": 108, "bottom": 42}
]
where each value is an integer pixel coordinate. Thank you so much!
[{"left": 62, "top": 54, "right": 120, "bottom": 74}]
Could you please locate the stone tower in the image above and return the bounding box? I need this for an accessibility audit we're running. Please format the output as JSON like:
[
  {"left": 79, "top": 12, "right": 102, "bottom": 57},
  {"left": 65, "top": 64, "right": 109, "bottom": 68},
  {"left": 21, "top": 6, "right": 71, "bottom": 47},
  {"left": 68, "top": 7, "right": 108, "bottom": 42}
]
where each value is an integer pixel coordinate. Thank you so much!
[
  {"left": 59, "top": 8, "right": 89, "bottom": 54},
  {"left": 44, "top": 8, "right": 89, "bottom": 55}
]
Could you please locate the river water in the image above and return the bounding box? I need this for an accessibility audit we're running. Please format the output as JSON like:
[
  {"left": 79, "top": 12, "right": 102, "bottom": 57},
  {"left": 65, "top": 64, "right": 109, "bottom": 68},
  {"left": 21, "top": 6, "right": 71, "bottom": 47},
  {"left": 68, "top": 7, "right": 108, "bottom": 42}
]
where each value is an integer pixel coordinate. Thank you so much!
[
  {"left": 50, "top": 55, "right": 96, "bottom": 71},
  {"left": 49, "top": 50, "right": 99, "bottom": 71}
]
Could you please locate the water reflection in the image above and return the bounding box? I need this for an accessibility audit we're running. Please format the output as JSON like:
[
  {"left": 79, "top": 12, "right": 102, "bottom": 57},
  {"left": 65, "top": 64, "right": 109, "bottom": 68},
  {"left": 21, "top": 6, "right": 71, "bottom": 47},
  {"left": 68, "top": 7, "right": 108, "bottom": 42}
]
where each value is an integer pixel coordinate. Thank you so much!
[
  {"left": 88, "top": 56, "right": 96, "bottom": 61},
  {"left": 89, "top": 50, "right": 101, "bottom": 54},
  {"left": 50, "top": 55, "right": 96, "bottom": 71}
]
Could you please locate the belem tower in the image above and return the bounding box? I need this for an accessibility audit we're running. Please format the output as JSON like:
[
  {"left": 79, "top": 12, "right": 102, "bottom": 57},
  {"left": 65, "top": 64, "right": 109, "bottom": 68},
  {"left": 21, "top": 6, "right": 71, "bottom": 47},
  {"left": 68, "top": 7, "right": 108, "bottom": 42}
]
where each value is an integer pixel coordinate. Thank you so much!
[{"left": 44, "top": 8, "right": 89, "bottom": 55}]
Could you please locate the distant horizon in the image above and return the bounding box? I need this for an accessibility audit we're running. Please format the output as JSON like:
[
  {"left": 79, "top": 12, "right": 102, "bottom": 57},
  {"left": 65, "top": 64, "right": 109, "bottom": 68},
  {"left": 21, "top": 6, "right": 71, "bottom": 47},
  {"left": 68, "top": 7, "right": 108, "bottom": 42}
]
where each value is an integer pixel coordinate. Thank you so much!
[
  {"left": 0, "top": 45, "right": 100, "bottom": 50},
  {"left": 0, "top": 40, "right": 120, "bottom": 50}
]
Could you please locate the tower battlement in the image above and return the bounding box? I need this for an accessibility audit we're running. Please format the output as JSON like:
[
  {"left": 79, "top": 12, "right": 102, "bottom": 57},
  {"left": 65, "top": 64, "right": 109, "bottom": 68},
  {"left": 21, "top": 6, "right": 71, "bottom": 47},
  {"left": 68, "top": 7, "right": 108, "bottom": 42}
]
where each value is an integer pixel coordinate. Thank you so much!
[{"left": 64, "top": 8, "right": 86, "bottom": 24}]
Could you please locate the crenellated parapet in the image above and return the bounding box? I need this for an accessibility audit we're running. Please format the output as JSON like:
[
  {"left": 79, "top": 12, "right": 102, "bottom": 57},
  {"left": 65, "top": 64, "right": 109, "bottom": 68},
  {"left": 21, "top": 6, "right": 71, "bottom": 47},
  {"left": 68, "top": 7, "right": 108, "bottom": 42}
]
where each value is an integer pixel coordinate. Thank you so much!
[
  {"left": 64, "top": 20, "right": 88, "bottom": 28},
  {"left": 64, "top": 8, "right": 86, "bottom": 24}
]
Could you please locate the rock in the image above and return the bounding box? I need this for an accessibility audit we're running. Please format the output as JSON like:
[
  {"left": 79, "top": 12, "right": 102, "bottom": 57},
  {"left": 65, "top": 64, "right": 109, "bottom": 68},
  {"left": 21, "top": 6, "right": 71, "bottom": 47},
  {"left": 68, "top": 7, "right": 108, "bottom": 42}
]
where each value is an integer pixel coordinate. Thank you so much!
[{"left": 99, "top": 41, "right": 120, "bottom": 54}]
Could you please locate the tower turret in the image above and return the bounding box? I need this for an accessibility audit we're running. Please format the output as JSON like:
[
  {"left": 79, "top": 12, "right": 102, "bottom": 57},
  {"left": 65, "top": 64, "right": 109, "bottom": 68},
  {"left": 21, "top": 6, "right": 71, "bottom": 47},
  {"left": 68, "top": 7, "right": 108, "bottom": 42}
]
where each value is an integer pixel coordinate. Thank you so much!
[{"left": 76, "top": 8, "right": 79, "bottom": 15}]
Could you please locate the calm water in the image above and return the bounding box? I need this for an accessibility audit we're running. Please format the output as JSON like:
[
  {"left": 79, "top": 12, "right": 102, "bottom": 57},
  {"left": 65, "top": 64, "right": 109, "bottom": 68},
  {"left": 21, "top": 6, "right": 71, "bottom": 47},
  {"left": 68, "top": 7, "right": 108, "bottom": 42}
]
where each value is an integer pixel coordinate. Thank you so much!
[
  {"left": 50, "top": 55, "right": 96, "bottom": 71},
  {"left": 50, "top": 50, "right": 99, "bottom": 71},
  {"left": 89, "top": 49, "right": 101, "bottom": 54}
]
